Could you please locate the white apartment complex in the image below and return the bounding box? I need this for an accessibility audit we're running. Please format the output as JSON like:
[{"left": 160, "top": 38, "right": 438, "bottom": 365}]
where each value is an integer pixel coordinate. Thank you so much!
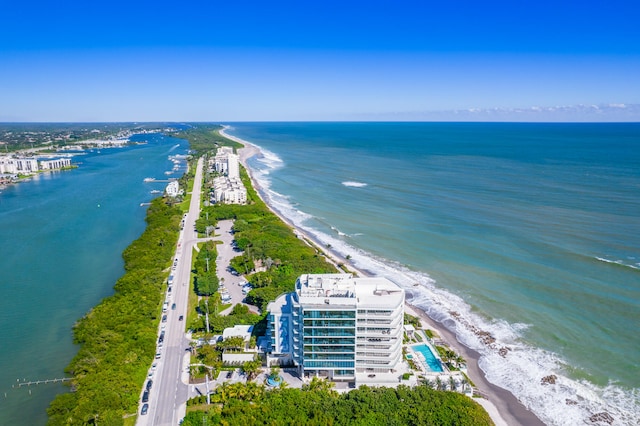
[
  {"left": 39, "top": 158, "right": 72, "bottom": 170},
  {"left": 165, "top": 180, "right": 181, "bottom": 197},
  {"left": 212, "top": 176, "right": 247, "bottom": 204},
  {"left": 267, "top": 273, "right": 405, "bottom": 384},
  {"left": 209, "top": 147, "right": 246, "bottom": 204},
  {"left": 211, "top": 147, "right": 239, "bottom": 178},
  {"left": 0, "top": 155, "right": 71, "bottom": 174}
]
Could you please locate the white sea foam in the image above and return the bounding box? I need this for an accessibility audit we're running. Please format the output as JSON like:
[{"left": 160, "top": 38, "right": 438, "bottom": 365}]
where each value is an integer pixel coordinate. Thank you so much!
[
  {"left": 257, "top": 150, "right": 284, "bottom": 169},
  {"left": 236, "top": 131, "right": 640, "bottom": 426},
  {"left": 342, "top": 181, "right": 368, "bottom": 187},
  {"left": 330, "top": 226, "right": 347, "bottom": 236},
  {"left": 596, "top": 256, "right": 640, "bottom": 270}
]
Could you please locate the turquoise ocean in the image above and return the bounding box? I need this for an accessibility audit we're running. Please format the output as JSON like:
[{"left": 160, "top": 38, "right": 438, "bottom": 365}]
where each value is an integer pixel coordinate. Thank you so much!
[
  {"left": 0, "top": 133, "right": 189, "bottom": 424},
  {"left": 226, "top": 122, "right": 640, "bottom": 426}
]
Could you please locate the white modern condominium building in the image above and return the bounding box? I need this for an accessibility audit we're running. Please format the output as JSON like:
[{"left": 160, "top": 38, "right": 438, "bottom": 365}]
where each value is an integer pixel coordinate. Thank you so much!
[
  {"left": 209, "top": 147, "right": 246, "bottom": 204},
  {"left": 211, "top": 147, "right": 239, "bottom": 179},
  {"left": 267, "top": 273, "right": 405, "bottom": 383}
]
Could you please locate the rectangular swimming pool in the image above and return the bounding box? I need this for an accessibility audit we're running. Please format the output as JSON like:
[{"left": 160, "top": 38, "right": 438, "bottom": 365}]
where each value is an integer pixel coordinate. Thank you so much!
[{"left": 412, "top": 344, "right": 444, "bottom": 372}]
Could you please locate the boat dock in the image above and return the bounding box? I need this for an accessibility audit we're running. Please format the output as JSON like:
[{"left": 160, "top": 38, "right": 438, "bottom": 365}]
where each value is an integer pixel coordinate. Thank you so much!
[{"left": 15, "top": 377, "right": 71, "bottom": 387}]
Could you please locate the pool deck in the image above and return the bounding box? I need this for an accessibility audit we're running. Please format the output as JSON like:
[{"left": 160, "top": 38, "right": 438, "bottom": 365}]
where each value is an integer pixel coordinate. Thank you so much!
[
  {"left": 200, "top": 329, "right": 472, "bottom": 397},
  {"left": 408, "top": 340, "right": 444, "bottom": 373}
]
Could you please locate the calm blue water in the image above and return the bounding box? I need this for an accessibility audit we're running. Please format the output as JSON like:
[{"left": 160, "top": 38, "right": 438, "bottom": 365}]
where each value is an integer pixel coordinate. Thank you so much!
[
  {"left": 226, "top": 122, "right": 640, "bottom": 425},
  {"left": 0, "top": 133, "right": 188, "bottom": 425},
  {"left": 412, "top": 344, "right": 444, "bottom": 373}
]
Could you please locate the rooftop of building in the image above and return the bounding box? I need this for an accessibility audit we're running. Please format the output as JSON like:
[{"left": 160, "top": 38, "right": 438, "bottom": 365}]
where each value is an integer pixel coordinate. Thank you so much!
[{"left": 296, "top": 273, "right": 404, "bottom": 308}]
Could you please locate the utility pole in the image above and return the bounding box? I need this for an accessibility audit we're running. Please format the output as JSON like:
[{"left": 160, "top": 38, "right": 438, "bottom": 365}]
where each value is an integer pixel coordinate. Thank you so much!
[{"left": 205, "top": 373, "right": 210, "bottom": 405}]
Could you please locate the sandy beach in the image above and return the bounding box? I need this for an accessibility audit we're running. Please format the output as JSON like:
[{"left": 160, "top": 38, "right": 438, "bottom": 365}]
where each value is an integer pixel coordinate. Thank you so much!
[{"left": 220, "top": 125, "right": 544, "bottom": 426}]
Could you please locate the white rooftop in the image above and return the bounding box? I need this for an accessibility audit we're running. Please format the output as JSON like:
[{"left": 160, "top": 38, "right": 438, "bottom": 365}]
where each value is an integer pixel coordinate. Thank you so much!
[
  {"left": 296, "top": 273, "right": 403, "bottom": 307},
  {"left": 222, "top": 324, "right": 253, "bottom": 341}
]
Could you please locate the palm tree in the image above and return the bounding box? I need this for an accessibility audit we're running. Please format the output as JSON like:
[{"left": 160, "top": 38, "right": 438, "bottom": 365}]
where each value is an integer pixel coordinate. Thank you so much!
[
  {"left": 269, "top": 366, "right": 281, "bottom": 380},
  {"left": 460, "top": 376, "right": 469, "bottom": 393},
  {"left": 241, "top": 359, "right": 262, "bottom": 381},
  {"left": 421, "top": 378, "right": 434, "bottom": 389},
  {"left": 454, "top": 354, "right": 466, "bottom": 369},
  {"left": 448, "top": 376, "right": 456, "bottom": 391},
  {"left": 303, "top": 377, "right": 336, "bottom": 394}
]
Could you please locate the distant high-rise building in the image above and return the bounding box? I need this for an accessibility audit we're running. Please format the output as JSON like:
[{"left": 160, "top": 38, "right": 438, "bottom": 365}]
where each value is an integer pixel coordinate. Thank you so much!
[
  {"left": 210, "top": 148, "right": 246, "bottom": 204},
  {"left": 227, "top": 153, "right": 239, "bottom": 179}
]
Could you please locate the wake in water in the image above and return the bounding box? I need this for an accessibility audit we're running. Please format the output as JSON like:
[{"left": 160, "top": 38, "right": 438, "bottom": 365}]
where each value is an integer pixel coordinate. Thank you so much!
[{"left": 242, "top": 139, "right": 640, "bottom": 426}]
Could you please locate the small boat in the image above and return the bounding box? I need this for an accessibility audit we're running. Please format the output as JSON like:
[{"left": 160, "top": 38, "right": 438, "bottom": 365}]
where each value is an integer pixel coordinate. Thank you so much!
[{"left": 144, "top": 177, "right": 156, "bottom": 182}]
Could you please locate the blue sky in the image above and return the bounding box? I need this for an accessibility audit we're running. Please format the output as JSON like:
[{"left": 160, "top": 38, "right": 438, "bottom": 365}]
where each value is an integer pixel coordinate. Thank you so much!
[{"left": 1, "top": 0, "right": 639, "bottom": 121}]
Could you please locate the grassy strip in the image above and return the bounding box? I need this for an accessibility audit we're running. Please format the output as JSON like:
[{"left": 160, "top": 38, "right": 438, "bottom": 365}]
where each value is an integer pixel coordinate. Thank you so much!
[
  {"left": 186, "top": 246, "right": 200, "bottom": 326},
  {"left": 47, "top": 198, "right": 183, "bottom": 425}
]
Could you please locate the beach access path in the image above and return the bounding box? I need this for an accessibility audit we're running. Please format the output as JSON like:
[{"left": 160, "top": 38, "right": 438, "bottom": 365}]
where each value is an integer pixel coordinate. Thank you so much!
[{"left": 222, "top": 126, "right": 544, "bottom": 426}]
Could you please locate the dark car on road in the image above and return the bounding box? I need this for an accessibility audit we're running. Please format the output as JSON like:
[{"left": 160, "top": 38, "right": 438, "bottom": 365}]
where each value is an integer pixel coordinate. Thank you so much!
[
  {"left": 142, "top": 390, "right": 149, "bottom": 403},
  {"left": 141, "top": 403, "right": 149, "bottom": 415},
  {"left": 146, "top": 379, "right": 153, "bottom": 390},
  {"left": 179, "top": 315, "right": 184, "bottom": 321}
]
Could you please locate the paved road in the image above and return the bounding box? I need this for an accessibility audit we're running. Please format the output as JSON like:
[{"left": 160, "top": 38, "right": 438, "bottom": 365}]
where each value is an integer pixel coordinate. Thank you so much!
[{"left": 137, "top": 157, "right": 205, "bottom": 426}]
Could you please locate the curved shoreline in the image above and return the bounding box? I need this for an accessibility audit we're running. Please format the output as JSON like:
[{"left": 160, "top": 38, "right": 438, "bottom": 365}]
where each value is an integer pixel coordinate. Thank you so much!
[{"left": 219, "top": 125, "right": 543, "bottom": 426}]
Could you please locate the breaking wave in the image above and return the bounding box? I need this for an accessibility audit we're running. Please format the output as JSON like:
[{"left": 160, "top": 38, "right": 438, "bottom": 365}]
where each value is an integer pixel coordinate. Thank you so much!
[{"left": 342, "top": 181, "right": 368, "bottom": 187}]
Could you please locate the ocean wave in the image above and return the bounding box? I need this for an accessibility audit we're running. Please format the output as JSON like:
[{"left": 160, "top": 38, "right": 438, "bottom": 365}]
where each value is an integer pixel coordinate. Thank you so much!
[
  {"left": 595, "top": 256, "right": 640, "bottom": 270},
  {"left": 342, "top": 181, "right": 368, "bottom": 187},
  {"left": 257, "top": 150, "right": 284, "bottom": 169},
  {"left": 233, "top": 130, "right": 640, "bottom": 426},
  {"left": 330, "top": 226, "right": 347, "bottom": 237}
]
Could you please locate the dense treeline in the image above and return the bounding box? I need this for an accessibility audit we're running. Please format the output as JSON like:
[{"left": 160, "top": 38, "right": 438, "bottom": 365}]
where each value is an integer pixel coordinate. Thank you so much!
[
  {"left": 193, "top": 240, "right": 219, "bottom": 296},
  {"left": 182, "top": 382, "right": 494, "bottom": 426},
  {"left": 47, "top": 199, "right": 183, "bottom": 425},
  {"left": 169, "top": 125, "right": 242, "bottom": 157},
  {"left": 196, "top": 165, "right": 337, "bottom": 310},
  {"left": 191, "top": 298, "right": 263, "bottom": 335}
]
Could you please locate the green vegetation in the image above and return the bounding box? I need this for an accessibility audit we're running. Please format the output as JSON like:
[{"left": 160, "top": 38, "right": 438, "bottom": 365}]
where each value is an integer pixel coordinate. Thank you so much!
[
  {"left": 181, "top": 382, "right": 493, "bottom": 426},
  {"left": 436, "top": 345, "right": 466, "bottom": 370},
  {"left": 168, "top": 125, "right": 242, "bottom": 157},
  {"left": 190, "top": 299, "right": 262, "bottom": 335},
  {"left": 404, "top": 313, "right": 421, "bottom": 328},
  {"left": 193, "top": 240, "right": 219, "bottom": 296},
  {"left": 196, "top": 165, "right": 336, "bottom": 311},
  {"left": 47, "top": 199, "right": 182, "bottom": 425}
]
